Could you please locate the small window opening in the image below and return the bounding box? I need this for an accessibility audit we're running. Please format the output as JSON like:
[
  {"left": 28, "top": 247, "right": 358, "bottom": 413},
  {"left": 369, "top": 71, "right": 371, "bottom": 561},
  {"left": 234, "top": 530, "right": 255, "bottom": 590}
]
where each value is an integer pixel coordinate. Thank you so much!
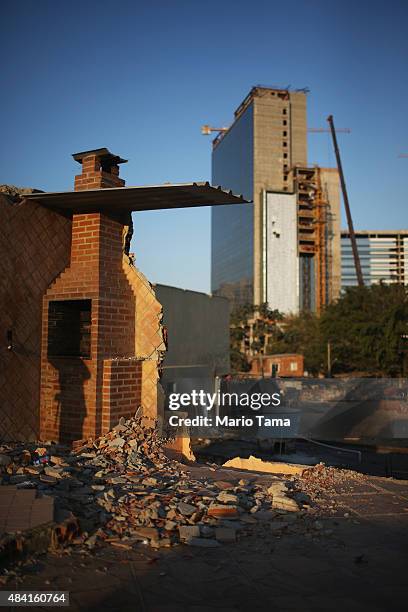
[
  {"left": 283, "top": 141, "right": 288, "bottom": 147},
  {"left": 283, "top": 152, "right": 288, "bottom": 159},
  {"left": 282, "top": 108, "right": 287, "bottom": 115},
  {"left": 283, "top": 120, "right": 287, "bottom": 126},
  {"left": 48, "top": 299, "right": 92, "bottom": 358},
  {"left": 283, "top": 131, "right": 287, "bottom": 137}
]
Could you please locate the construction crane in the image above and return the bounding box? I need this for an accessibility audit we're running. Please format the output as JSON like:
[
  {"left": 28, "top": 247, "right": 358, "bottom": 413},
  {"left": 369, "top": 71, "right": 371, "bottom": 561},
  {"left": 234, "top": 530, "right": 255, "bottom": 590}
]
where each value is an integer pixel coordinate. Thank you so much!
[
  {"left": 309, "top": 127, "right": 351, "bottom": 133},
  {"left": 327, "top": 114, "right": 364, "bottom": 287},
  {"left": 201, "top": 125, "right": 228, "bottom": 135},
  {"left": 201, "top": 125, "right": 351, "bottom": 135}
]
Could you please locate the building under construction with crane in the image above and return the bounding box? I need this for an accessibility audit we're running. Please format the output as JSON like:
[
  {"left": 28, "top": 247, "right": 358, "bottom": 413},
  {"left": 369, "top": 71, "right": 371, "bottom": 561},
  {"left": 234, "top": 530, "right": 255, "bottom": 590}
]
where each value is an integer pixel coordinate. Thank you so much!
[{"left": 209, "top": 85, "right": 342, "bottom": 312}]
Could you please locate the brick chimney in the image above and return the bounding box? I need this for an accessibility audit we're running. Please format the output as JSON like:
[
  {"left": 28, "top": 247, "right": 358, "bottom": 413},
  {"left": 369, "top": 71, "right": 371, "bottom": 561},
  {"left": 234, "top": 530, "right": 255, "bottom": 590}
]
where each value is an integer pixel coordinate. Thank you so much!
[
  {"left": 73, "top": 147, "right": 127, "bottom": 191},
  {"left": 40, "top": 147, "right": 138, "bottom": 442}
]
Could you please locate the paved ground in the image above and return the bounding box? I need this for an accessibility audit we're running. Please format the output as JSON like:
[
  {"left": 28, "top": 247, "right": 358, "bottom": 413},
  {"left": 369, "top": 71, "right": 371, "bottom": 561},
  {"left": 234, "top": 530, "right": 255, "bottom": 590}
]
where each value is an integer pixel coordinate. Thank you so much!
[
  {"left": 2, "top": 468, "right": 408, "bottom": 611},
  {"left": 0, "top": 488, "right": 54, "bottom": 535}
]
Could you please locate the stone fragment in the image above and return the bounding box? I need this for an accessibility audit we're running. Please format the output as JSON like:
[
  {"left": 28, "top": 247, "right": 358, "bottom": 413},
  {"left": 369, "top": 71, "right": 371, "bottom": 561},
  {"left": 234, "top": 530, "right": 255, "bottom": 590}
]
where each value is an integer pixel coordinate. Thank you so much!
[
  {"left": 164, "top": 521, "right": 177, "bottom": 531},
  {"left": 50, "top": 455, "right": 66, "bottom": 466},
  {"left": 178, "top": 502, "right": 196, "bottom": 516},
  {"left": 240, "top": 515, "right": 258, "bottom": 524},
  {"left": 271, "top": 496, "right": 299, "bottom": 512},
  {"left": 215, "top": 527, "right": 236, "bottom": 543},
  {"left": 216, "top": 491, "right": 239, "bottom": 504},
  {"left": 44, "top": 467, "right": 62, "bottom": 479},
  {"left": 10, "top": 474, "right": 32, "bottom": 484},
  {"left": 133, "top": 527, "right": 159, "bottom": 542},
  {"left": 200, "top": 525, "right": 215, "bottom": 538},
  {"left": 21, "top": 450, "right": 31, "bottom": 465},
  {"left": 267, "top": 482, "right": 288, "bottom": 496},
  {"left": 178, "top": 525, "right": 200, "bottom": 541},
  {"left": 25, "top": 465, "right": 43, "bottom": 475},
  {"left": 108, "top": 438, "right": 125, "bottom": 448},
  {"left": 0, "top": 454, "right": 11, "bottom": 467},
  {"left": 207, "top": 505, "right": 239, "bottom": 519},
  {"left": 110, "top": 477, "right": 127, "bottom": 484},
  {"left": 214, "top": 480, "right": 233, "bottom": 490},
  {"left": 39, "top": 474, "right": 58, "bottom": 485}
]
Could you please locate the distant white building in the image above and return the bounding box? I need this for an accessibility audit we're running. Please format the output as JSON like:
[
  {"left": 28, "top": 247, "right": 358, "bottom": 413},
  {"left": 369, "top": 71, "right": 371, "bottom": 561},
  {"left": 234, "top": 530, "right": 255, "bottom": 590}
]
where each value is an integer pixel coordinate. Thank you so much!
[{"left": 341, "top": 230, "right": 408, "bottom": 287}]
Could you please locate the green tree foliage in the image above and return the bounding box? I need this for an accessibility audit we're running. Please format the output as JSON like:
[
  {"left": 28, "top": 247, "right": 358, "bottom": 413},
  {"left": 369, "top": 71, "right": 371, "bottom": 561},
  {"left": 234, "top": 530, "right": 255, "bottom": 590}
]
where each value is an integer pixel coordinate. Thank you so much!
[
  {"left": 230, "top": 285, "right": 408, "bottom": 376},
  {"left": 230, "top": 303, "right": 282, "bottom": 372},
  {"left": 321, "top": 284, "right": 408, "bottom": 376},
  {"left": 267, "top": 311, "right": 324, "bottom": 375}
]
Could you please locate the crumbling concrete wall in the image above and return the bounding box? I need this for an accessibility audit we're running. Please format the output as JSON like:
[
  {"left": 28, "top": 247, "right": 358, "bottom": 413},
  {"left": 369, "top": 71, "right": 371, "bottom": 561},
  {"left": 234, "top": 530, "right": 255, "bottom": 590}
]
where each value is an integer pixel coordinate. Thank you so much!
[
  {"left": 154, "top": 284, "right": 230, "bottom": 389},
  {"left": 0, "top": 191, "right": 71, "bottom": 441},
  {"left": 123, "top": 258, "right": 166, "bottom": 420}
]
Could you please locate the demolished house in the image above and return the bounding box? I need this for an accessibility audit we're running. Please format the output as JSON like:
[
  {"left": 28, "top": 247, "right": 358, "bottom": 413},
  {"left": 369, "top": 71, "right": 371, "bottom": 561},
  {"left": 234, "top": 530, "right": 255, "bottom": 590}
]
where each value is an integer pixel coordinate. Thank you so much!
[{"left": 0, "top": 148, "right": 247, "bottom": 443}]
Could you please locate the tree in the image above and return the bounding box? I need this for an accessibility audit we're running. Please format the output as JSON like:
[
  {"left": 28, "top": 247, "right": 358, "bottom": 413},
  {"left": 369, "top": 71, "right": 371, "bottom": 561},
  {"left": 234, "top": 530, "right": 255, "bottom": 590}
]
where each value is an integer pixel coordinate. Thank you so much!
[
  {"left": 267, "top": 311, "right": 324, "bottom": 375},
  {"left": 320, "top": 284, "right": 408, "bottom": 376},
  {"left": 230, "top": 303, "right": 283, "bottom": 372},
  {"left": 229, "top": 286, "right": 408, "bottom": 377}
]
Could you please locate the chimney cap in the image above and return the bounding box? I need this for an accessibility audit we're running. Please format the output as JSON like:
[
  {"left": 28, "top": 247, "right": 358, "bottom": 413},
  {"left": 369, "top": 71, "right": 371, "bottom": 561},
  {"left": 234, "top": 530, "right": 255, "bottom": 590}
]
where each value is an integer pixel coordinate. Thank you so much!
[{"left": 72, "top": 147, "right": 128, "bottom": 166}]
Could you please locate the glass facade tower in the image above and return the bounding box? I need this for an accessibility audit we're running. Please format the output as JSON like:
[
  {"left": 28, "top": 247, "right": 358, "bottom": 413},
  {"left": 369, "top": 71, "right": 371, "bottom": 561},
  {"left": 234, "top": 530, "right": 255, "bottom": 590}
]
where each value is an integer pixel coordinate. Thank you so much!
[
  {"left": 211, "top": 104, "right": 254, "bottom": 304},
  {"left": 210, "top": 86, "right": 341, "bottom": 313}
]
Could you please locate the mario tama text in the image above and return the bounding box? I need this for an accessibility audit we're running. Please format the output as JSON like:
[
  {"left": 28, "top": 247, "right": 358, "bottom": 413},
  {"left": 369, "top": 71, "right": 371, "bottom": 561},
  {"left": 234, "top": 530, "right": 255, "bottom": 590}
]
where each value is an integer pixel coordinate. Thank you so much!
[{"left": 168, "top": 414, "right": 291, "bottom": 428}]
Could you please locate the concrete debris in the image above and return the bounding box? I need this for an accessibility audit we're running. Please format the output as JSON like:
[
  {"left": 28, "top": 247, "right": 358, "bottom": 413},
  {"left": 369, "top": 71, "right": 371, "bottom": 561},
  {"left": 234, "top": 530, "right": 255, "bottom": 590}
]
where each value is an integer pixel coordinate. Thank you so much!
[
  {"left": 267, "top": 481, "right": 300, "bottom": 512},
  {"left": 0, "top": 420, "right": 347, "bottom": 554},
  {"left": 0, "top": 455, "right": 11, "bottom": 467},
  {"left": 215, "top": 527, "right": 236, "bottom": 543},
  {"left": 223, "top": 455, "right": 305, "bottom": 475},
  {"left": 178, "top": 525, "right": 200, "bottom": 541},
  {"left": 0, "top": 185, "right": 42, "bottom": 204},
  {"left": 298, "top": 463, "right": 366, "bottom": 500}
]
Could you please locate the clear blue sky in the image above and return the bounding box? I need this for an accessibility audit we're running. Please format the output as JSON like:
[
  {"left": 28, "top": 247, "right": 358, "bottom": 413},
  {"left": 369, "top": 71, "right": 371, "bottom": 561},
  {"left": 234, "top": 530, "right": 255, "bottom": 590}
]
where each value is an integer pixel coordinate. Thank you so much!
[{"left": 2, "top": 0, "right": 407, "bottom": 293}]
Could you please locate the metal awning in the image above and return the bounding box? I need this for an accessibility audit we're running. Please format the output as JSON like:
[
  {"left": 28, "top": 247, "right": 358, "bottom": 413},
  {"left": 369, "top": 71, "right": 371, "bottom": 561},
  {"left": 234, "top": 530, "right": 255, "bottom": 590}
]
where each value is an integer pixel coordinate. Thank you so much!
[{"left": 22, "top": 182, "right": 250, "bottom": 214}]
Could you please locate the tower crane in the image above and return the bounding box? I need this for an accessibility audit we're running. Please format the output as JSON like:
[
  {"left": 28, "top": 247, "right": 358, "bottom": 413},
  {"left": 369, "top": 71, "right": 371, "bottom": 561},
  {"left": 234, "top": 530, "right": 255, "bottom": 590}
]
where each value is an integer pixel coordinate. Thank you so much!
[{"left": 327, "top": 114, "right": 364, "bottom": 287}]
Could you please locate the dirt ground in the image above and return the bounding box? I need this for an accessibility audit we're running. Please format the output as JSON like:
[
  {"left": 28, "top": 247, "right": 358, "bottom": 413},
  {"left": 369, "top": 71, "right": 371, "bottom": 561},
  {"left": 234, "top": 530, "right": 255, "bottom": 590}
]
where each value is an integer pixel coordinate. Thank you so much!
[{"left": 2, "top": 465, "right": 408, "bottom": 612}]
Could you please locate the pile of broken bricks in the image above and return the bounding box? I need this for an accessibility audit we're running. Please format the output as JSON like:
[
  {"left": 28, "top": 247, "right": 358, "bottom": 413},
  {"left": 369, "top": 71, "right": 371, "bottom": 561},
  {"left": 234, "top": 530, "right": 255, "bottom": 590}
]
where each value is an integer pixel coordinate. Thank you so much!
[{"left": 0, "top": 415, "right": 338, "bottom": 553}]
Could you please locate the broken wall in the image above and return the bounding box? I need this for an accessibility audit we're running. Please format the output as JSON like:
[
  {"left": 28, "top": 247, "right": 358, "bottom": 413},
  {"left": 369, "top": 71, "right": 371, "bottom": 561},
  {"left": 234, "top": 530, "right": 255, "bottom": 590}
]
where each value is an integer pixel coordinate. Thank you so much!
[{"left": 0, "top": 193, "right": 71, "bottom": 440}]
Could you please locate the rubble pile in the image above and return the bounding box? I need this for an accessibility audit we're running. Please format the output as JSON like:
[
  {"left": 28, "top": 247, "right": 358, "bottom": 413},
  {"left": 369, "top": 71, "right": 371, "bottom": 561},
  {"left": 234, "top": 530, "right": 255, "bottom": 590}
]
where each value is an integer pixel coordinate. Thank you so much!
[
  {"left": 295, "top": 462, "right": 367, "bottom": 516},
  {"left": 0, "top": 416, "right": 312, "bottom": 550}
]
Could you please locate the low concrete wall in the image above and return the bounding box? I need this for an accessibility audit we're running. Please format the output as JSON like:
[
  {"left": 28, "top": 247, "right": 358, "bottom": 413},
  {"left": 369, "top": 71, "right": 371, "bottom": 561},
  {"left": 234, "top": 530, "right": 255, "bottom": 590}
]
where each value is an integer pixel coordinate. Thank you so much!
[{"left": 154, "top": 284, "right": 230, "bottom": 388}]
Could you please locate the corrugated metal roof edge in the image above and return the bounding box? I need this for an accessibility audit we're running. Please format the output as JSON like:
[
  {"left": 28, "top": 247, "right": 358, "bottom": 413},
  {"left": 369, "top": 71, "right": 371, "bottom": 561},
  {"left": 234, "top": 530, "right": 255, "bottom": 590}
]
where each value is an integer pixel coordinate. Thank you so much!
[{"left": 22, "top": 181, "right": 249, "bottom": 202}]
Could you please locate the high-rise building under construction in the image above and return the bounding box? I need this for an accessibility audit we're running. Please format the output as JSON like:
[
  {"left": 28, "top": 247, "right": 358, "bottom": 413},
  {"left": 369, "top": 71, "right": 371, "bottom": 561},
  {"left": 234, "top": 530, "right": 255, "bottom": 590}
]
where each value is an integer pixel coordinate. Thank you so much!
[{"left": 211, "top": 86, "right": 341, "bottom": 313}]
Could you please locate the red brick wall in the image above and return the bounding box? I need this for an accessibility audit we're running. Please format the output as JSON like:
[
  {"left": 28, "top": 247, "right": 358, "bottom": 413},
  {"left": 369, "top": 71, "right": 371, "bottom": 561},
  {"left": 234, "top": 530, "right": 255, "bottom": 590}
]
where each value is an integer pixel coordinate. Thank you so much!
[
  {"left": 0, "top": 196, "right": 71, "bottom": 441},
  {"left": 40, "top": 213, "right": 140, "bottom": 442},
  {"left": 74, "top": 154, "right": 125, "bottom": 191},
  {"left": 102, "top": 359, "right": 142, "bottom": 430},
  {"left": 250, "top": 354, "right": 304, "bottom": 377}
]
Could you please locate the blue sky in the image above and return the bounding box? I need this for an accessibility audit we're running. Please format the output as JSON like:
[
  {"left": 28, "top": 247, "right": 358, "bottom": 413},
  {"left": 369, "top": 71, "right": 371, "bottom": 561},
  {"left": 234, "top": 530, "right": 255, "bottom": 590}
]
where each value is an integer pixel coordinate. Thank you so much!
[{"left": 2, "top": 0, "right": 408, "bottom": 292}]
